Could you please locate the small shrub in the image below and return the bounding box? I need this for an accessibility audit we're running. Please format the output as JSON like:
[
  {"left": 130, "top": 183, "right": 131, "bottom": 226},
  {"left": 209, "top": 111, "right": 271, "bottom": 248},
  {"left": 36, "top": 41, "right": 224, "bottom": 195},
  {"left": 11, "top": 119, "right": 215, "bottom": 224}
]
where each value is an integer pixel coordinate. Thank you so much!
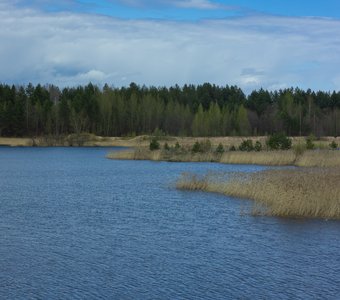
[
  {"left": 229, "top": 145, "right": 236, "bottom": 151},
  {"left": 239, "top": 139, "right": 254, "bottom": 151},
  {"left": 306, "top": 135, "right": 315, "bottom": 150},
  {"left": 215, "top": 143, "right": 224, "bottom": 154},
  {"left": 163, "top": 142, "right": 170, "bottom": 151},
  {"left": 254, "top": 141, "right": 262, "bottom": 152},
  {"left": 192, "top": 140, "right": 212, "bottom": 153},
  {"left": 149, "top": 138, "right": 160, "bottom": 151},
  {"left": 192, "top": 141, "right": 202, "bottom": 153},
  {"left": 330, "top": 140, "right": 338, "bottom": 150},
  {"left": 266, "top": 133, "right": 292, "bottom": 150},
  {"left": 174, "top": 142, "right": 181, "bottom": 150}
]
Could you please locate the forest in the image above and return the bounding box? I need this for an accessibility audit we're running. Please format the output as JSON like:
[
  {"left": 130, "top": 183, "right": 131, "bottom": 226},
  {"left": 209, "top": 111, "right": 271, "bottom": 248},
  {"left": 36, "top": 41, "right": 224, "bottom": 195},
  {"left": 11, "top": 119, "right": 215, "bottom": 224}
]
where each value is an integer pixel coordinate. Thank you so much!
[{"left": 0, "top": 82, "right": 340, "bottom": 137}]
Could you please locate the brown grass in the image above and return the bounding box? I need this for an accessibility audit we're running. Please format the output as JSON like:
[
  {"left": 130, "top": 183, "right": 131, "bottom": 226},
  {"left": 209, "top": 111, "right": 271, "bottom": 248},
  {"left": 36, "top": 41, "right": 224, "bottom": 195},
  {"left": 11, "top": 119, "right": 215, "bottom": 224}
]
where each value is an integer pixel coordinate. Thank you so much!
[
  {"left": 107, "top": 146, "right": 222, "bottom": 162},
  {"left": 108, "top": 145, "right": 340, "bottom": 168},
  {"left": 295, "top": 150, "right": 340, "bottom": 167},
  {"left": 0, "top": 137, "right": 33, "bottom": 146},
  {"left": 2, "top": 135, "right": 339, "bottom": 148},
  {"left": 108, "top": 148, "right": 162, "bottom": 160},
  {"left": 177, "top": 168, "right": 340, "bottom": 219},
  {"left": 220, "top": 151, "right": 297, "bottom": 165}
]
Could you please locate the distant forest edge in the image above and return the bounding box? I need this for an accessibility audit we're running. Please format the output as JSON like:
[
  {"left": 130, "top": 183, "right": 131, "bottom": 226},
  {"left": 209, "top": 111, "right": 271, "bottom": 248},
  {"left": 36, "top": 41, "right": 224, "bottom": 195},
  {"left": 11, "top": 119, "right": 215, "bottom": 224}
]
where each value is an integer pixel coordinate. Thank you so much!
[{"left": 1, "top": 82, "right": 340, "bottom": 137}]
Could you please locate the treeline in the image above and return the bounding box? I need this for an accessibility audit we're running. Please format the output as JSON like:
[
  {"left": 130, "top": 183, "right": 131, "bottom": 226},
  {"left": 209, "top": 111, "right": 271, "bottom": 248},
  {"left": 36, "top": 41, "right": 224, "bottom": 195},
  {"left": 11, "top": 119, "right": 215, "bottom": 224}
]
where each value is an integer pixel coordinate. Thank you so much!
[{"left": 0, "top": 82, "right": 340, "bottom": 137}]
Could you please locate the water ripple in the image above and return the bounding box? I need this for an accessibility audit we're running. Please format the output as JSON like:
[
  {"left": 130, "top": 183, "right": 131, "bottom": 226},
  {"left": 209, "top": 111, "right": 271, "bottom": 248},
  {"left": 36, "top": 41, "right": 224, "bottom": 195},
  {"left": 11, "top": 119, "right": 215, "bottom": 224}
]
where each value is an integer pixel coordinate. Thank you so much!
[{"left": 0, "top": 147, "right": 340, "bottom": 299}]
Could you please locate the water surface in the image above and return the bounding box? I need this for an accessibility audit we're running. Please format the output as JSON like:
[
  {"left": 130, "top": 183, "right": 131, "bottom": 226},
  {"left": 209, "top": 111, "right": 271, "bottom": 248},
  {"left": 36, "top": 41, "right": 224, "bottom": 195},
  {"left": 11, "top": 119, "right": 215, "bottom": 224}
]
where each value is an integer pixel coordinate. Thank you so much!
[{"left": 1, "top": 147, "right": 339, "bottom": 299}]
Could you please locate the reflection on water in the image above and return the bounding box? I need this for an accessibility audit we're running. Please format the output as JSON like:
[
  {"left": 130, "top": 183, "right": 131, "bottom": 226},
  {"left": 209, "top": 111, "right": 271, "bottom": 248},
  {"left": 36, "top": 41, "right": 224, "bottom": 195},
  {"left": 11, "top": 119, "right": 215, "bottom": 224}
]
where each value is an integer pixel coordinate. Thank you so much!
[{"left": 0, "top": 147, "right": 339, "bottom": 299}]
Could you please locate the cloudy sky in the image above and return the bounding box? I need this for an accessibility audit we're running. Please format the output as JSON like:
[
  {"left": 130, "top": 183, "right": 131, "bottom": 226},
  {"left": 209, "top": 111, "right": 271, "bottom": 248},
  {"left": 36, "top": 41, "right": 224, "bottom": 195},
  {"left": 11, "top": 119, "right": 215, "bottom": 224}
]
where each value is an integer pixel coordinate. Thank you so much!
[{"left": 1, "top": 0, "right": 340, "bottom": 92}]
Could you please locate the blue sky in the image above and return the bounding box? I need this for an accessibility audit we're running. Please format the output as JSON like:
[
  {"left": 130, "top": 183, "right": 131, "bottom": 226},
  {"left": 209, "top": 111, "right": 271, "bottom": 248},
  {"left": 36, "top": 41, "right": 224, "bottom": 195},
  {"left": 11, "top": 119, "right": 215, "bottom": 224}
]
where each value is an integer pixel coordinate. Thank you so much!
[
  {"left": 1, "top": 0, "right": 340, "bottom": 92},
  {"left": 16, "top": 0, "right": 340, "bottom": 20}
]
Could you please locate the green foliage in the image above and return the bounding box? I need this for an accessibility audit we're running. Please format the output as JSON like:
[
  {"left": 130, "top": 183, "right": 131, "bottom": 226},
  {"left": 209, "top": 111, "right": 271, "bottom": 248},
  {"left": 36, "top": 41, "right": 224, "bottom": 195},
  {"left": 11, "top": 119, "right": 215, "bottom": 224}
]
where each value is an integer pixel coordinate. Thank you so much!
[
  {"left": 192, "top": 141, "right": 202, "bottom": 153},
  {"left": 175, "top": 142, "right": 181, "bottom": 150},
  {"left": 215, "top": 143, "right": 224, "bottom": 154},
  {"left": 152, "top": 127, "right": 166, "bottom": 139},
  {"left": 254, "top": 141, "right": 262, "bottom": 152},
  {"left": 306, "top": 135, "right": 315, "bottom": 150},
  {"left": 192, "top": 104, "right": 206, "bottom": 137},
  {"left": 266, "top": 133, "right": 292, "bottom": 150},
  {"left": 247, "top": 88, "right": 272, "bottom": 116},
  {"left": 1, "top": 83, "right": 340, "bottom": 138},
  {"left": 149, "top": 137, "right": 160, "bottom": 151},
  {"left": 163, "top": 142, "right": 170, "bottom": 151},
  {"left": 235, "top": 105, "right": 251, "bottom": 136},
  {"left": 239, "top": 139, "right": 254, "bottom": 151},
  {"left": 229, "top": 145, "right": 236, "bottom": 151},
  {"left": 330, "top": 140, "right": 338, "bottom": 150},
  {"left": 192, "top": 140, "right": 212, "bottom": 153}
]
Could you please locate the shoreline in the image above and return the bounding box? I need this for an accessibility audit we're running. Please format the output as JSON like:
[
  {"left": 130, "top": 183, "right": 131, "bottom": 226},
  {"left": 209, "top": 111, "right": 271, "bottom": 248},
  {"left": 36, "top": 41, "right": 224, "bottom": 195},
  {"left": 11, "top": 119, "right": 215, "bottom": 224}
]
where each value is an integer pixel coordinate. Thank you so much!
[
  {"left": 3, "top": 134, "right": 340, "bottom": 167},
  {"left": 107, "top": 147, "right": 340, "bottom": 167},
  {"left": 3, "top": 134, "right": 339, "bottom": 219},
  {"left": 106, "top": 137, "right": 340, "bottom": 219},
  {"left": 0, "top": 135, "right": 150, "bottom": 147},
  {"left": 2, "top": 135, "right": 339, "bottom": 148}
]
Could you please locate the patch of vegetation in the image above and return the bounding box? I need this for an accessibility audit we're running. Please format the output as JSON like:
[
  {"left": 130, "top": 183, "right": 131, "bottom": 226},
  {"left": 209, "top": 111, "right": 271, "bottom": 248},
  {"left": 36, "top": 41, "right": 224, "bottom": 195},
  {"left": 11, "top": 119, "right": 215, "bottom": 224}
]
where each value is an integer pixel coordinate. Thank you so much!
[
  {"left": 191, "top": 141, "right": 202, "bottom": 153},
  {"left": 254, "top": 141, "right": 262, "bottom": 152},
  {"left": 152, "top": 127, "right": 168, "bottom": 140},
  {"left": 330, "top": 140, "right": 338, "bottom": 150},
  {"left": 192, "top": 140, "right": 212, "bottom": 153},
  {"left": 177, "top": 168, "right": 340, "bottom": 220},
  {"left": 163, "top": 142, "right": 170, "bottom": 151},
  {"left": 239, "top": 139, "right": 254, "bottom": 151},
  {"left": 149, "top": 137, "right": 160, "bottom": 151},
  {"left": 266, "top": 133, "right": 292, "bottom": 150},
  {"left": 215, "top": 143, "right": 224, "bottom": 154},
  {"left": 306, "top": 134, "right": 315, "bottom": 150}
]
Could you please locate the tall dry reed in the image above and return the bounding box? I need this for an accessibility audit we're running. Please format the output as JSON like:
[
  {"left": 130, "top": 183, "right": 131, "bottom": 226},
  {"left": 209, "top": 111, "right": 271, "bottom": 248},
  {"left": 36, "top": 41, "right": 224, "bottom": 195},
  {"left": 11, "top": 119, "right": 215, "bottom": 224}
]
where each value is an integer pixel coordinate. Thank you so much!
[
  {"left": 295, "top": 150, "right": 340, "bottom": 167},
  {"left": 219, "top": 151, "right": 296, "bottom": 166},
  {"left": 177, "top": 168, "right": 340, "bottom": 219}
]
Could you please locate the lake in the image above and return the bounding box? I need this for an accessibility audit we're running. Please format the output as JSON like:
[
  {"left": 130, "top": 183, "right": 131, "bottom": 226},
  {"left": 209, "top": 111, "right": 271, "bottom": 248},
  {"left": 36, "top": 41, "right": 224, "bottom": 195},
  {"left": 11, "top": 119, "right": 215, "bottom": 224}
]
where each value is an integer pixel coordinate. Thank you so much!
[{"left": 1, "top": 147, "right": 339, "bottom": 299}]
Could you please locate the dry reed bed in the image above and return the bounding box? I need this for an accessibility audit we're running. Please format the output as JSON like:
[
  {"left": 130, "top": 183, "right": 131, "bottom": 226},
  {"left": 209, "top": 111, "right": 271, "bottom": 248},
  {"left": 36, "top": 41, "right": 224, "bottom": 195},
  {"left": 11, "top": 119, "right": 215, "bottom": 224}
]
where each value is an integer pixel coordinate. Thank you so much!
[
  {"left": 295, "top": 150, "right": 340, "bottom": 167},
  {"left": 220, "top": 151, "right": 297, "bottom": 165},
  {"left": 177, "top": 168, "right": 340, "bottom": 219}
]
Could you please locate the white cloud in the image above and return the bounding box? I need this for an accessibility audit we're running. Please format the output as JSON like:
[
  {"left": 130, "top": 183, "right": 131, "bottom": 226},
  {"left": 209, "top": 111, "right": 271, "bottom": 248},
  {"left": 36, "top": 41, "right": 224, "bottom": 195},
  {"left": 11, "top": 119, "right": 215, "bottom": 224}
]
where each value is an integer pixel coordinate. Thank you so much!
[
  {"left": 171, "top": 0, "right": 225, "bottom": 10},
  {"left": 1, "top": 1, "right": 340, "bottom": 92},
  {"left": 115, "top": 0, "right": 229, "bottom": 10}
]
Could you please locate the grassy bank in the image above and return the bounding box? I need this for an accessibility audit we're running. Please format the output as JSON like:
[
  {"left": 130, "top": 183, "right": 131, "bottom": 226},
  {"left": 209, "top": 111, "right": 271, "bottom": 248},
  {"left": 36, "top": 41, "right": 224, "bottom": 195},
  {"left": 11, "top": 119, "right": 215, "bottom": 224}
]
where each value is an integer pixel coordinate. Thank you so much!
[
  {"left": 0, "top": 134, "right": 153, "bottom": 147},
  {"left": 176, "top": 168, "right": 340, "bottom": 219},
  {"left": 2, "top": 135, "right": 339, "bottom": 148},
  {"left": 108, "top": 147, "right": 340, "bottom": 167}
]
